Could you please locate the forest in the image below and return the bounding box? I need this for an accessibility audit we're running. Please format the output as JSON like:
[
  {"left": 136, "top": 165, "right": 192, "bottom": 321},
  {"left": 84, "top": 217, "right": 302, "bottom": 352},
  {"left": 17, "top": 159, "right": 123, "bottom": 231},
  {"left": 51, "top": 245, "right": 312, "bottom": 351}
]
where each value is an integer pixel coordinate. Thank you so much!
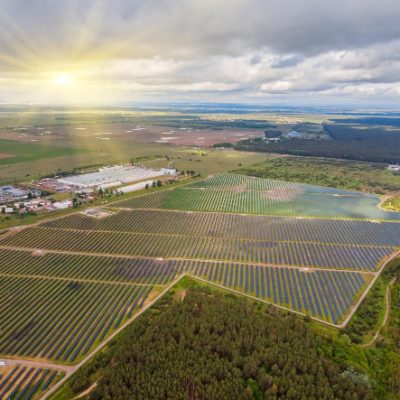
[
  {"left": 235, "top": 124, "right": 400, "bottom": 163},
  {"left": 234, "top": 156, "right": 400, "bottom": 194},
  {"left": 59, "top": 282, "right": 377, "bottom": 400}
]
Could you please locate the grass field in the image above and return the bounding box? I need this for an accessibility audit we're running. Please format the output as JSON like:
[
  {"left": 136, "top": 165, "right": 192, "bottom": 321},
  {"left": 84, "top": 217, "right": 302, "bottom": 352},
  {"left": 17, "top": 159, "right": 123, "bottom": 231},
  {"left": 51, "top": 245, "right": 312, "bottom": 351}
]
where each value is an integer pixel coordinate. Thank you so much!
[
  {"left": 0, "top": 139, "right": 88, "bottom": 167},
  {"left": 0, "top": 137, "right": 269, "bottom": 183},
  {"left": 382, "top": 195, "right": 400, "bottom": 212}
]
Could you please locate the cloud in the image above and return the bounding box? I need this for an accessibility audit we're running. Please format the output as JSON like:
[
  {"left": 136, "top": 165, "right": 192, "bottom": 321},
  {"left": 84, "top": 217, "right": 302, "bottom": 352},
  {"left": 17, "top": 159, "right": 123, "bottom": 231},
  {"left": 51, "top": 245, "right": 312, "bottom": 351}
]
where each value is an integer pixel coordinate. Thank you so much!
[{"left": 1, "top": 0, "right": 400, "bottom": 104}]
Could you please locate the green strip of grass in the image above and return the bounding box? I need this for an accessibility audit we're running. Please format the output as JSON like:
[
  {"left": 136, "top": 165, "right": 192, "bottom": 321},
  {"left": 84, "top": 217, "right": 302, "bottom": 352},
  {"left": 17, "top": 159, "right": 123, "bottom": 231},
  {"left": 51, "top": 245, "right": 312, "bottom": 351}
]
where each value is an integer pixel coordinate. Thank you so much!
[{"left": 0, "top": 139, "right": 88, "bottom": 166}]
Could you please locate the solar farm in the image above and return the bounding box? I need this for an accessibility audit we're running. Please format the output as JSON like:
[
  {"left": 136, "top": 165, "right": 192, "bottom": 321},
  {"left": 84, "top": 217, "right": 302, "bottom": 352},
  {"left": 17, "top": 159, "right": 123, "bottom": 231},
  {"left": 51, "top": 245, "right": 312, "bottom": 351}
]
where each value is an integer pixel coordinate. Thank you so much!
[
  {"left": 1, "top": 173, "right": 399, "bottom": 398},
  {"left": 0, "top": 365, "right": 63, "bottom": 400}
]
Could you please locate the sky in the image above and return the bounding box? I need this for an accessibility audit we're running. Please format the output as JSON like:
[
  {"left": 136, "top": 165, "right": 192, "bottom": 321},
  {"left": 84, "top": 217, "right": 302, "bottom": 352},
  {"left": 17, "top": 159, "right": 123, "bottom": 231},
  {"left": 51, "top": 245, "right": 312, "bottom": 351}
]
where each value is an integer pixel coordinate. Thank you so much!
[{"left": 1, "top": 0, "right": 400, "bottom": 106}]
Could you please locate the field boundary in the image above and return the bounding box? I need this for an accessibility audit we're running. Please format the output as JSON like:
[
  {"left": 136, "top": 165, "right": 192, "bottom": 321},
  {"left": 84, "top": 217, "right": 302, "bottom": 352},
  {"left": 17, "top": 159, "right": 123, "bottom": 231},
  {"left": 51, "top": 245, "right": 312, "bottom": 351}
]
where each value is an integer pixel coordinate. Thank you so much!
[
  {"left": 0, "top": 244, "right": 378, "bottom": 275},
  {"left": 339, "top": 249, "right": 400, "bottom": 327},
  {"left": 36, "top": 224, "right": 396, "bottom": 250}
]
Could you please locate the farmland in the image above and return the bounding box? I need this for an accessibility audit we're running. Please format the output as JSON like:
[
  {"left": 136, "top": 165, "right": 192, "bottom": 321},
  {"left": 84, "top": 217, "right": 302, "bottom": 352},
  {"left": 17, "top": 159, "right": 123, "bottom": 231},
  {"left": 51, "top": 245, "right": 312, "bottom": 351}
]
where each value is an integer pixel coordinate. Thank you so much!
[
  {"left": 0, "top": 172, "right": 399, "bottom": 398},
  {"left": 0, "top": 139, "right": 87, "bottom": 167}
]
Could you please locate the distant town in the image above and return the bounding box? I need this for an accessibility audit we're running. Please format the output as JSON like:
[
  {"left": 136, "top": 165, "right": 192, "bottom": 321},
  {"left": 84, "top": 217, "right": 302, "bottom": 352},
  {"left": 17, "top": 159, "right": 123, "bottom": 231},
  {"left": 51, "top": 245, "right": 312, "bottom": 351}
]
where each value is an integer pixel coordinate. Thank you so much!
[{"left": 1, "top": 165, "right": 178, "bottom": 216}]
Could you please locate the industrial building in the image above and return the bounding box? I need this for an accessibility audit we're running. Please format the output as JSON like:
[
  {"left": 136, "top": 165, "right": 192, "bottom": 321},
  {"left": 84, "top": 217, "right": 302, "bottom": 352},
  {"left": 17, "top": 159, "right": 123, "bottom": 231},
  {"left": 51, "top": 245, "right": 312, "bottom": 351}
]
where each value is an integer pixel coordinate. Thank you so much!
[{"left": 57, "top": 165, "right": 176, "bottom": 189}]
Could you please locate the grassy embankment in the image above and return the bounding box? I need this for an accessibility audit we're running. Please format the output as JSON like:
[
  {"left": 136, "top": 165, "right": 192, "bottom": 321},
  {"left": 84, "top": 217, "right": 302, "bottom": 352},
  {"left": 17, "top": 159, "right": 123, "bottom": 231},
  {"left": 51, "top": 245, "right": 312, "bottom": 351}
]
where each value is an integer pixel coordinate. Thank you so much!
[{"left": 382, "top": 196, "right": 400, "bottom": 212}]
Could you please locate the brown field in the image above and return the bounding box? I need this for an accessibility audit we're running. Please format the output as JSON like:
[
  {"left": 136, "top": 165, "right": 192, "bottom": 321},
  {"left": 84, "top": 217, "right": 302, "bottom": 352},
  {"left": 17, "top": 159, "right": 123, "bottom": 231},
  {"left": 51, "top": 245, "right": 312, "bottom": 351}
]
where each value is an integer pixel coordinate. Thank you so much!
[
  {"left": 0, "top": 123, "right": 263, "bottom": 147},
  {"left": 263, "top": 188, "right": 303, "bottom": 201},
  {"left": 0, "top": 152, "right": 14, "bottom": 159}
]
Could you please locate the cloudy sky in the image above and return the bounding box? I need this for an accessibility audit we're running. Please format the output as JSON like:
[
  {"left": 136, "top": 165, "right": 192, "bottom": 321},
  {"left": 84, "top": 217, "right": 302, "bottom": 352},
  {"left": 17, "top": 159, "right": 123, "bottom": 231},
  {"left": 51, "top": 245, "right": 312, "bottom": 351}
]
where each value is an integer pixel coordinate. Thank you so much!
[{"left": 1, "top": 0, "right": 400, "bottom": 105}]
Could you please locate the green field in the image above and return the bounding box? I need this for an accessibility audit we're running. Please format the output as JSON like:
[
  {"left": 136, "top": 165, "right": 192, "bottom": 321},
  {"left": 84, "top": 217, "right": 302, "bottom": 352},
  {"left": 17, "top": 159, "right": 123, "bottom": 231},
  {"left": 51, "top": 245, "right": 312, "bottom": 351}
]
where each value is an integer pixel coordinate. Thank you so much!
[
  {"left": 0, "top": 138, "right": 269, "bottom": 183},
  {"left": 235, "top": 156, "right": 400, "bottom": 194},
  {"left": 0, "top": 139, "right": 88, "bottom": 166}
]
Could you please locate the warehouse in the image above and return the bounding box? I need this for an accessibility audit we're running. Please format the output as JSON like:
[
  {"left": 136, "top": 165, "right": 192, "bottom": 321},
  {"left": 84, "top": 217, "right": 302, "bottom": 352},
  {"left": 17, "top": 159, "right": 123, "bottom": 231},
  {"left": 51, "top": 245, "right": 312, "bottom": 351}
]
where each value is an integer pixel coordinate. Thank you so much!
[{"left": 57, "top": 165, "right": 176, "bottom": 189}]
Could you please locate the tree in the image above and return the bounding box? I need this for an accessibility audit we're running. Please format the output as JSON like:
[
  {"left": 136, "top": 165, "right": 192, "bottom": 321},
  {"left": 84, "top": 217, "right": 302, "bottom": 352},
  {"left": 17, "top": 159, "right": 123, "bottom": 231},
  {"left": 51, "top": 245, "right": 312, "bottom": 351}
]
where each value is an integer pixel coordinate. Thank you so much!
[{"left": 70, "top": 288, "right": 373, "bottom": 400}]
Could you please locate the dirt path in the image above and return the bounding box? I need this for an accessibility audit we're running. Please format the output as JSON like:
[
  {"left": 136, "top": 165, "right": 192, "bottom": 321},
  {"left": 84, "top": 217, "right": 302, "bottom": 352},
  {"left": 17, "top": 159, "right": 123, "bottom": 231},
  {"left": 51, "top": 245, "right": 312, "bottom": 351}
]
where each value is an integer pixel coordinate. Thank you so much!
[
  {"left": 38, "top": 224, "right": 393, "bottom": 250},
  {"left": 39, "top": 274, "right": 186, "bottom": 400},
  {"left": 38, "top": 272, "right": 342, "bottom": 400},
  {"left": 0, "top": 271, "right": 164, "bottom": 287},
  {"left": 0, "top": 357, "right": 73, "bottom": 373},
  {"left": 339, "top": 249, "right": 400, "bottom": 328},
  {"left": 361, "top": 277, "right": 397, "bottom": 348},
  {"left": 73, "top": 382, "right": 97, "bottom": 399},
  {"left": 29, "top": 261, "right": 397, "bottom": 398},
  {"left": 0, "top": 244, "right": 376, "bottom": 276}
]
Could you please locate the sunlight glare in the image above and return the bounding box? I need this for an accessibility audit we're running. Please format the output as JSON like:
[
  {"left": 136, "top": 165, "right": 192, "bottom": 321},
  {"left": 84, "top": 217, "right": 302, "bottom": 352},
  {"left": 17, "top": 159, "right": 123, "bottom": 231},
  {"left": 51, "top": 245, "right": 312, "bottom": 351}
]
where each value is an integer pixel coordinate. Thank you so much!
[{"left": 53, "top": 73, "right": 73, "bottom": 86}]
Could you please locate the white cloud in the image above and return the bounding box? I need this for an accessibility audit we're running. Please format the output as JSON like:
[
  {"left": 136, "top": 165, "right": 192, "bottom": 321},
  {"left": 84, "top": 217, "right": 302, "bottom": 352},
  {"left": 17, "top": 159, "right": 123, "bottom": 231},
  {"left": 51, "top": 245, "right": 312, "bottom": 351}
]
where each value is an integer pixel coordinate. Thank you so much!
[{"left": 1, "top": 0, "right": 400, "bottom": 104}]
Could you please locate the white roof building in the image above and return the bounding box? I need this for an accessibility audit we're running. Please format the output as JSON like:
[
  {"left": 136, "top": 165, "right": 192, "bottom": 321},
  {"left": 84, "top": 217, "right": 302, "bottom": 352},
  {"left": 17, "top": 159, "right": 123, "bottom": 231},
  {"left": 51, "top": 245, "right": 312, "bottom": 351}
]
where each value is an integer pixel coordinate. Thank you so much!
[
  {"left": 388, "top": 164, "right": 400, "bottom": 172},
  {"left": 57, "top": 165, "right": 173, "bottom": 189}
]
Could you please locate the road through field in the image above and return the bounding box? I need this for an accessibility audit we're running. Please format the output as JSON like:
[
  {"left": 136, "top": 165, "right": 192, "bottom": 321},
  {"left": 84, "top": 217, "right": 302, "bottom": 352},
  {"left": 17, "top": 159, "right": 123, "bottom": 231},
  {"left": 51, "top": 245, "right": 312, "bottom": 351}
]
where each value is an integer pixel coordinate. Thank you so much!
[
  {"left": 361, "top": 276, "right": 397, "bottom": 348},
  {"left": 339, "top": 249, "right": 400, "bottom": 328},
  {"left": 0, "top": 357, "right": 73, "bottom": 372}
]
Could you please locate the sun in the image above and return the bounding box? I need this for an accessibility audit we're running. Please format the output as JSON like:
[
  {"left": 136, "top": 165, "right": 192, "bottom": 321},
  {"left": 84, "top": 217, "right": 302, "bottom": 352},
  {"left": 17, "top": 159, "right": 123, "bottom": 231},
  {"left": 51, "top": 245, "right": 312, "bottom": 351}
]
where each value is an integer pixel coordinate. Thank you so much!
[{"left": 53, "top": 73, "right": 73, "bottom": 86}]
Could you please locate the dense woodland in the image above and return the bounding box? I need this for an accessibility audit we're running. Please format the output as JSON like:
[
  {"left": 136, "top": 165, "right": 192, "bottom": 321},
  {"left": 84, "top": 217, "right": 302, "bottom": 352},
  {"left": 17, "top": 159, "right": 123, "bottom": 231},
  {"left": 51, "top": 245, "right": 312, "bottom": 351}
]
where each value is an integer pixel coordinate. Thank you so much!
[
  {"left": 236, "top": 124, "right": 400, "bottom": 163},
  {"left": 66, "top": 285, "right": 375, "bottom": 400},
  {"left": 234, "top": 156, "right": 400, "bottom": 194},
  {"left": 344, "top": 260, "right": 400, "bottom": 344}
]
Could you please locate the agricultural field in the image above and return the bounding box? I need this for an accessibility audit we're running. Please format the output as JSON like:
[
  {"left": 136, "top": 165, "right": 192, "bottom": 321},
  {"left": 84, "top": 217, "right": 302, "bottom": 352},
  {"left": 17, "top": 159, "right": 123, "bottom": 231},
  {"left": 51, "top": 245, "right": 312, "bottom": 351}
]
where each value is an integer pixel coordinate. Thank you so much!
[
  {"left": 0, "top": 365, "right": 62, "bottom": 400},
  {"left": 0, "top": 109, "right": 269, "bottom": 183},
  {"left": 114, "top": 173, "right": 400, "bottom": 220},
  {"left": 0, "top": 172, "right": 399, "bottom": 398},
  {"left": 0, "top": 139, "right": 87, "bottom": 167}
]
